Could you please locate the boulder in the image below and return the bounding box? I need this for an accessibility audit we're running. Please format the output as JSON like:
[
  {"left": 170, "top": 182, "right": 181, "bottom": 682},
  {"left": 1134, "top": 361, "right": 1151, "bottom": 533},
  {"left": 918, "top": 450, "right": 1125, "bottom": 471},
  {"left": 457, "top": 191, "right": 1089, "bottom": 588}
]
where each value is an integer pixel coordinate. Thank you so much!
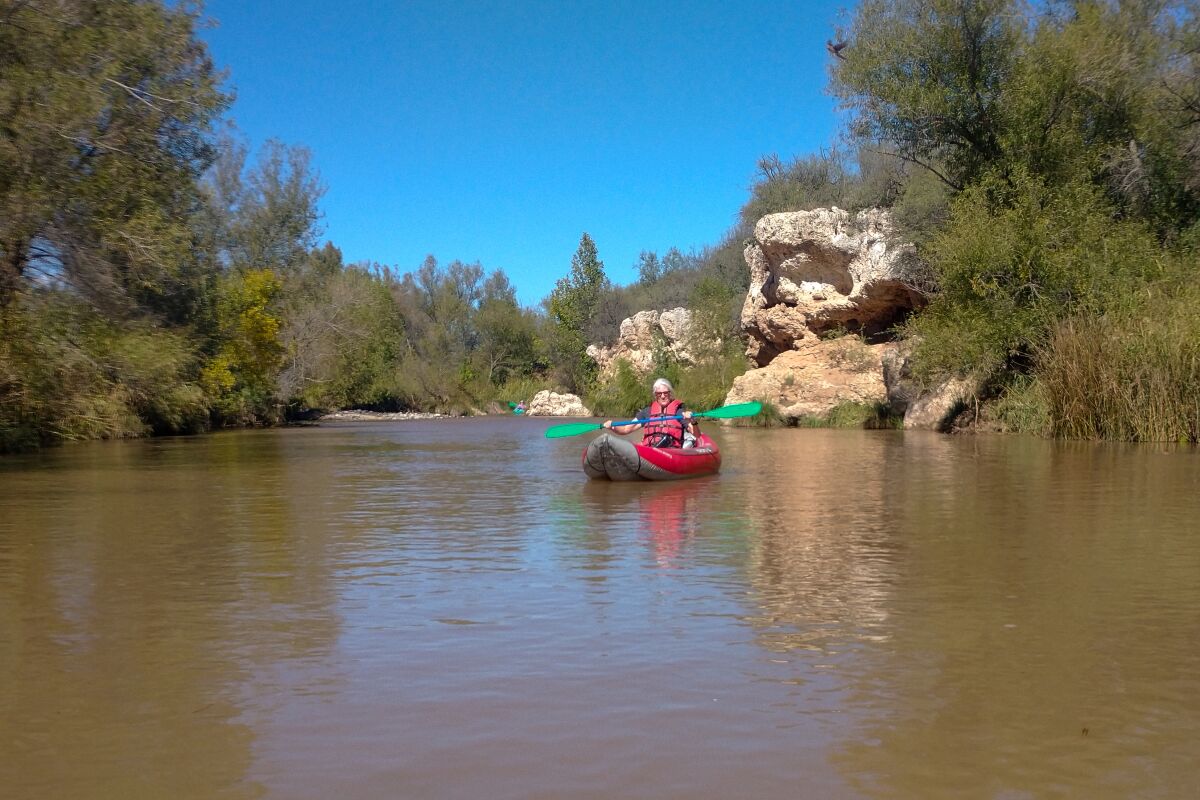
[
  {"left": 527, "top": 390, "right": 591, "bottom": 417},
  {"left": 902, "top": 377, "right": 979, "bottom": 431},
  {"left": 879, "top": 342, "right": 984, "bottom": 431},
  {"left": 723, "top": 337, "right": 889, "bottom": 420}
]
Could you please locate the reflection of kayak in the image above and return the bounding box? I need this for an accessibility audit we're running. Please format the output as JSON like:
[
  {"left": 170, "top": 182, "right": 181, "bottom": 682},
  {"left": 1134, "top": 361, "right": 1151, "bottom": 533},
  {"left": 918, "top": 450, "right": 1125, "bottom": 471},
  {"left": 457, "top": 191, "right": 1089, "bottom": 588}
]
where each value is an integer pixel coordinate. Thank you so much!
[{"left": 582, "top": 432, "right": 721, "bottom": 481}]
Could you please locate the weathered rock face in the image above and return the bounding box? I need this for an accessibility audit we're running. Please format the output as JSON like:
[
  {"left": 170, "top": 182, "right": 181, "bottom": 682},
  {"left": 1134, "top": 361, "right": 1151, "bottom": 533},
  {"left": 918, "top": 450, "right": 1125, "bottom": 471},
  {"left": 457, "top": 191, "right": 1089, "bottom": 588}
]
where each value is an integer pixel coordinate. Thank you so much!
[
  {"left": 880, "top": 340, "right": 983, "bottom": 431},
  {"left": 724, "top": 338, "right": 890, "bottom": 419},
  {"left": 741, "top": 208, "right": 930, "bottom": 366},
  {"left": 580, "top": 208, "right": 966, "bottom": 428},
  {"left": 587, "top": 307, "right": 694, "bottom": 380},
  {"left": 527, "top": 390, "right": 591, "bottom": 417}
]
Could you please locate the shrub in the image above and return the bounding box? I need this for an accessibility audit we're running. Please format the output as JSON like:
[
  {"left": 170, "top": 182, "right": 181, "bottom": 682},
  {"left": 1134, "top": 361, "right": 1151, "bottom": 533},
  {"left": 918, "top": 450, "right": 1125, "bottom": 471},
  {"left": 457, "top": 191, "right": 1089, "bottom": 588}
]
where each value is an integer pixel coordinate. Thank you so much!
[
  {"left": 0, "top": 296, "right": 209, "bottom": 451},
  {"left": 794, "top": 402, "right": 899, "bottom": 429},
  {"left": 905, "top": 169, "right": 1165, "bottom": 386},
  {"left": 1035, "top": 293, "right": 1200, "bottom": 442},
  {"left": 586, "top": 360, "right": 647, "bottom": 417}
]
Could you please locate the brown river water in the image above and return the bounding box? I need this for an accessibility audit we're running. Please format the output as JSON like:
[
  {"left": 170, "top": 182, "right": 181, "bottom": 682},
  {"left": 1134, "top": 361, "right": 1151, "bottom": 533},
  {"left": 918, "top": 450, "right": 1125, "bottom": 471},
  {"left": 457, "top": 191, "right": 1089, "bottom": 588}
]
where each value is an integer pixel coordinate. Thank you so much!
[{"left": 2, "top": 417, "right": 1198, "bottom": 799}]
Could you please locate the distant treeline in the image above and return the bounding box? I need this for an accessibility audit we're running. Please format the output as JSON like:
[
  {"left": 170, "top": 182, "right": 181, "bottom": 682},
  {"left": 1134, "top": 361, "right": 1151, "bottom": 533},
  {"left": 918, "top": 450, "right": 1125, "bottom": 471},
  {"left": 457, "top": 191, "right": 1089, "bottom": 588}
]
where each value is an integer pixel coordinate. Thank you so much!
[{"left": 3, "top": 1, "right": 1198, "bottom": 452}]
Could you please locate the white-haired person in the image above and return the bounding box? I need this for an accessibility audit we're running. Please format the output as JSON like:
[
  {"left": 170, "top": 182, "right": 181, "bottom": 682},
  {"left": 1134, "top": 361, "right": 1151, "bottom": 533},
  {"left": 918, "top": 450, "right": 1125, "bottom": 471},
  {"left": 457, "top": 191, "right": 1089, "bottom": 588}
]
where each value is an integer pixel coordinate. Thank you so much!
[{"left": 602, "top": 378, "right": 698, "bottom": 448}]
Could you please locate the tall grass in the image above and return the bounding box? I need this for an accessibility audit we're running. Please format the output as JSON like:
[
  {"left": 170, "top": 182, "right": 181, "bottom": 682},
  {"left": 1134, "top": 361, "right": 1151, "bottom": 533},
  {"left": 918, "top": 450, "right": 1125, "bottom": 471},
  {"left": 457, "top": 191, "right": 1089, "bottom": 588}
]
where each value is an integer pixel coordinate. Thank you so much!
[
  {"left": 984, "top": 374, "right": 1052, "bottom": 435},
  {"left": 1036, "top": 293, "right": 1200, "bottom": 442}
]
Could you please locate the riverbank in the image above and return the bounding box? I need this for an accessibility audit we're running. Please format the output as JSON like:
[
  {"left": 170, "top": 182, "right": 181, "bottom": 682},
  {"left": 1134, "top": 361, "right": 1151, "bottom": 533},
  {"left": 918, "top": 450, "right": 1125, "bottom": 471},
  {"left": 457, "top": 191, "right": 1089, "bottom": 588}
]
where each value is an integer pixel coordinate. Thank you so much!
[{"left": 318, "top": 410, "right": 450, "bottom": 422}]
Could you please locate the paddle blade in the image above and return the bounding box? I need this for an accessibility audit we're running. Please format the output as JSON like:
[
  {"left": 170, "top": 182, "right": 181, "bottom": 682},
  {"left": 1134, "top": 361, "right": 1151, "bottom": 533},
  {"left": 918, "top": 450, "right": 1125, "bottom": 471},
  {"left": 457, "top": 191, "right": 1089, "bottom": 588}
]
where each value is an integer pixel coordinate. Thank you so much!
[
  {"left": 695, "top": 401, "right": 762, "bottom": 419},
  {"left": 544, "top": 421, "right": 604, "bottom": 439}
]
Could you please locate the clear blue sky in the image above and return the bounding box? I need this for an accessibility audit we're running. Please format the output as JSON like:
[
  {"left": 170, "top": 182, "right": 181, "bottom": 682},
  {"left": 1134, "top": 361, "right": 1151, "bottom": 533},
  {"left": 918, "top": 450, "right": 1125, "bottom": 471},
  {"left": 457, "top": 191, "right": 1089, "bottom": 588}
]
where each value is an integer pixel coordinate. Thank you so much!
[{"left": 199, "top": 0, "right": 847, "bottom": 307}]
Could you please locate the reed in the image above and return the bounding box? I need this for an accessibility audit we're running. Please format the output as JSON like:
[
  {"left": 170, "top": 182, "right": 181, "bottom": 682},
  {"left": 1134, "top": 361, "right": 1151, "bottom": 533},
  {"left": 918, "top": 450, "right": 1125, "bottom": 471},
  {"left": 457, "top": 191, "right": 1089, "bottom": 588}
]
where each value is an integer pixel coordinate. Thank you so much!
[{"left": 1036, "top": 298, "right": 1200, "bottom": 442}]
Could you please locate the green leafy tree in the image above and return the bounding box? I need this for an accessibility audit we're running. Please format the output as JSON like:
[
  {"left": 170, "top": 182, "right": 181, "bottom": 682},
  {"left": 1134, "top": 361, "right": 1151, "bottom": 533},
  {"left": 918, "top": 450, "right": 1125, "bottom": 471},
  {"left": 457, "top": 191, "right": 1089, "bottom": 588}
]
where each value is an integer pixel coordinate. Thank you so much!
[
  {"left": 831, "top": 0, "right": 1020, "bottom": 191},
  {"left": 636, "top": 251, "right": 661, "bottom": 285},
  {"left": 279, "top": 264, "right": 405, "bottom": 411},
  {"left": 388, "top": 256, "right": 490, "bottom": 406},
  {"left": 0, "top": 0, "right": 230, "bottom": 314},
  {"left": 199, "top": 136, "right": 326, "bottom": 277},
  {"left": 833, "top": 0, "right": 1200, "bottom": 230},
  {"left": 473, "top": 270, "right": 539, "bottom": 387},
  {"left": 547, "top": 233, "right": 607, "bottom": 393}
]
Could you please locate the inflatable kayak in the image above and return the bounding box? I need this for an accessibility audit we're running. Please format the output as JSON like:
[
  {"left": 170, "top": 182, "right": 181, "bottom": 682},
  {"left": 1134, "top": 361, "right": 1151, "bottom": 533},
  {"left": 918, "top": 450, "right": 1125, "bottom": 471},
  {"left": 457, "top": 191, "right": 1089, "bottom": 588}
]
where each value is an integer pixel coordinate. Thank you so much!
[{"left": 582, "top": 432, "right": 721, "bottom": 481}]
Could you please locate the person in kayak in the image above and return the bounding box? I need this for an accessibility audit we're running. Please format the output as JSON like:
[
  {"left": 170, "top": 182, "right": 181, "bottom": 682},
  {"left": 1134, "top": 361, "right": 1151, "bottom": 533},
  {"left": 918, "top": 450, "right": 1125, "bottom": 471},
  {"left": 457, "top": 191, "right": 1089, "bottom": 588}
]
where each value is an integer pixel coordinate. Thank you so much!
[{"left": 602, "top": 378, "right": 697, "bottom": 448}]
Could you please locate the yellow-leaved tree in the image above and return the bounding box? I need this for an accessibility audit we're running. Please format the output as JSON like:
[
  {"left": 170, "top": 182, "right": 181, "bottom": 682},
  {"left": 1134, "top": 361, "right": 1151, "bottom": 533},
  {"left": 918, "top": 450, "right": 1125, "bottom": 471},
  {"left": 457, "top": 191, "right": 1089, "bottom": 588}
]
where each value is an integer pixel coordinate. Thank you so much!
[{"left": 201, "top": 268, "right": 284, "bottom": 424}]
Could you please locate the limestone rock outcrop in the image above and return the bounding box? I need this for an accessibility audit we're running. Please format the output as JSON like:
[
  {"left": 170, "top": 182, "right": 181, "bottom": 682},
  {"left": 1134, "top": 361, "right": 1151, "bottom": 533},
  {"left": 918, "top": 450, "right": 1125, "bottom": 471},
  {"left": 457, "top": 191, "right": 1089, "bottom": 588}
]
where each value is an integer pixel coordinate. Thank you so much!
[
  {"left": 527, "top": 390, "right": 591, "bottom": 417},
  {"left": 723, "top": 207, "right": 953, "bottom": 424},
  {"left": 741, "top": 208, "right": 930, "bottom": 367},
  {"left": 879, "top": 340, "right": 983, "bottom": 431},
  {"left": 724, "top": 338, "right": 890, "bottom": 419},
  {"left": 587, "top": 307, "right": 694, "bottom": 380}
]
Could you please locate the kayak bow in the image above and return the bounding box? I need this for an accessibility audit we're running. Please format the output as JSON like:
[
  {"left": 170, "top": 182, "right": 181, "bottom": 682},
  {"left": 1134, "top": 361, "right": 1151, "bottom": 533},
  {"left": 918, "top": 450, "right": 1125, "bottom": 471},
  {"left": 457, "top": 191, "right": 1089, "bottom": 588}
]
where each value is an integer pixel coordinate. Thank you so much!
[{"left": 582, "top": 432, "right": 721, "bottom": 481}]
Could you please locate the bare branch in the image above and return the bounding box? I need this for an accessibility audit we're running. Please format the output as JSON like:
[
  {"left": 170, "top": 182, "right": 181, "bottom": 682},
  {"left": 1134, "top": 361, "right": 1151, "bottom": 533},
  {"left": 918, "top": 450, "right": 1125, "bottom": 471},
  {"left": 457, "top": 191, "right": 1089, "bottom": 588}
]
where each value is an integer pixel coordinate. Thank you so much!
[{"left": 104, "top": 77, "right": 201, "bottom": 113}]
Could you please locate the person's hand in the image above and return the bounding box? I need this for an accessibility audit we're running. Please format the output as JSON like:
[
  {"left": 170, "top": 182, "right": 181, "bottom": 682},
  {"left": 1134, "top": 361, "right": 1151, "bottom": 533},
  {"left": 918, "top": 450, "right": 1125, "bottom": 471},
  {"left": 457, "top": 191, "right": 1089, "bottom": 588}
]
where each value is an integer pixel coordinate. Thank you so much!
[
  {"left": 602, "top": 420, "right": 612, "bottom": 429},
  {"left": 682, "top": 411, "right": 693, "bottom": 420}
]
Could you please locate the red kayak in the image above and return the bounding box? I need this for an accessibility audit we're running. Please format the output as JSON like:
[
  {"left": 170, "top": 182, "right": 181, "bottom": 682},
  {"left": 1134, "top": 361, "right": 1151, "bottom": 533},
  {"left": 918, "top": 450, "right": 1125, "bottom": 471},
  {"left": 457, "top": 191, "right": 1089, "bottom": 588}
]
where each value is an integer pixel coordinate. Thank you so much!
[{"left": 582, "top": 432, "right": 721, "bottom": 481}]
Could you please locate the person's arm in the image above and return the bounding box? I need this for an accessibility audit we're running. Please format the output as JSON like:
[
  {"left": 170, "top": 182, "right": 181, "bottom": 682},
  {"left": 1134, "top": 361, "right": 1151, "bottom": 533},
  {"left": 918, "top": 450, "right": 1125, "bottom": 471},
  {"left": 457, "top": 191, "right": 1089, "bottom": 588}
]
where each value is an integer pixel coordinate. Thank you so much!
[{"left": 680, "top": 404, "right": 695, "bottom": 434}]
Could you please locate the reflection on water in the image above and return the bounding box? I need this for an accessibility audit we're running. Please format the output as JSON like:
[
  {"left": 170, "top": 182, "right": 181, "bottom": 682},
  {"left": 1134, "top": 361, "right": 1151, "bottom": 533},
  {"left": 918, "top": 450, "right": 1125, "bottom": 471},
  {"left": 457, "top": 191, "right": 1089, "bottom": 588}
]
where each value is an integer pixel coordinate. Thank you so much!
[{"left": 2, "top": 420, "right": 1199, "bottom": 798}]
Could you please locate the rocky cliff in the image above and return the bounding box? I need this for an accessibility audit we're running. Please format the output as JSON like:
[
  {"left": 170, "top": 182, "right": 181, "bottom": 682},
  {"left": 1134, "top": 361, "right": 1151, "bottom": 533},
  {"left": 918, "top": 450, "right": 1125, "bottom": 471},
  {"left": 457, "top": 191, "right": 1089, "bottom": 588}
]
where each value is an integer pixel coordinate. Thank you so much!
[
  {"left": 740, "top": 207, "right": 929, "bottom": 366},
  {"left": 586, "top": 308, "right": 695, "bottom": 381},
  {"left": 587, "top": 208, "right": 974, "bottom": 430}
]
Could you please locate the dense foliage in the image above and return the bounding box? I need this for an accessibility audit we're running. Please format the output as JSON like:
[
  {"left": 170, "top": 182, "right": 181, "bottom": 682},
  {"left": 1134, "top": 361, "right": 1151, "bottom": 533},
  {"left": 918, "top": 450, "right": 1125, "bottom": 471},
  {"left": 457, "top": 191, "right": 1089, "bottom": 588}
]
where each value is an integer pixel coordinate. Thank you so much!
[
  {"left": 0, "top": 1, "right": 557, "bottom": 450},
  {"left": 827, "top": 0, "right": 1200, "bottom": 441},
  {"left": 0, "top": 0, "right": 229, "bottom": 316}
]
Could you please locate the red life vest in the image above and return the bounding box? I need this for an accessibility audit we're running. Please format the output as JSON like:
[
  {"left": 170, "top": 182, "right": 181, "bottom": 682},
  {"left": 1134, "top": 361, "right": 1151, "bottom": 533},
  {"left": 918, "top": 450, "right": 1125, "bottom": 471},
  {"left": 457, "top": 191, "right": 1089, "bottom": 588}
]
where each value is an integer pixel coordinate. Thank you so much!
[{"left": 642, "top": 398, "right": 685, "bottom": 448}]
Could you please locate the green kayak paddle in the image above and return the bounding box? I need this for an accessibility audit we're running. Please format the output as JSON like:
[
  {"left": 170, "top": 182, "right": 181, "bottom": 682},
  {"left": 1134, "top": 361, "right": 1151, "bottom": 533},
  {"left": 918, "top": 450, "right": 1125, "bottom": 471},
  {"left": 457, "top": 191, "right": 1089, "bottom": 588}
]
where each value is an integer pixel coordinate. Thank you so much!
[{"left": 544, "top": 401, "right": 762, "bottom": 439}]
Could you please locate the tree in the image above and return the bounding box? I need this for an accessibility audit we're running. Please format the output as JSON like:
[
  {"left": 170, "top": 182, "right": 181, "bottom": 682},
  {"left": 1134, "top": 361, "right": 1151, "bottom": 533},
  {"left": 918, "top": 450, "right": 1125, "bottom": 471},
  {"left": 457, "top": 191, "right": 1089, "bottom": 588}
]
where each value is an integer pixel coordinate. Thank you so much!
[
  {"left": 387, "top": 256, "right": 492, "bottom": 404},
  {"left": 547, "top": 233, "right": 607, "bottom": 393},
  {"left": 0, "top": 0, "right": 230, "bottom": 313},
  {"left": 200, "top": 268, "right": 284, "bottom": 423},
  {"left": 832, "top": 0, "right": 1200, "bottom": 234},
  {"left": 636, "top": 251, "right": 661, "bottom": 285},
  {"left": 199, "top": 137, "right": 326, "bottom": 277},
  {"left": 278, "top": 265, "right": 405, "bottom": 410},
  {"left": 831, "top": 0, "right": 1020, "bottom": 190},
  {"left": 473, "top": 270, "right": 539, "bottom": 386}
]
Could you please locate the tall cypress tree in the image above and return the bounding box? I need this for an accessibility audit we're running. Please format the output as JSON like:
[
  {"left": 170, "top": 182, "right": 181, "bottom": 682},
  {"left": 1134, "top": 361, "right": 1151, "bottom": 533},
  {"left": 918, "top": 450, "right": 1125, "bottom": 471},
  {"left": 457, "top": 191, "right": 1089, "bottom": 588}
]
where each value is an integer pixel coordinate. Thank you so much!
[{"left": 548, "top": 233, "right": 607, "bottom": 393}]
